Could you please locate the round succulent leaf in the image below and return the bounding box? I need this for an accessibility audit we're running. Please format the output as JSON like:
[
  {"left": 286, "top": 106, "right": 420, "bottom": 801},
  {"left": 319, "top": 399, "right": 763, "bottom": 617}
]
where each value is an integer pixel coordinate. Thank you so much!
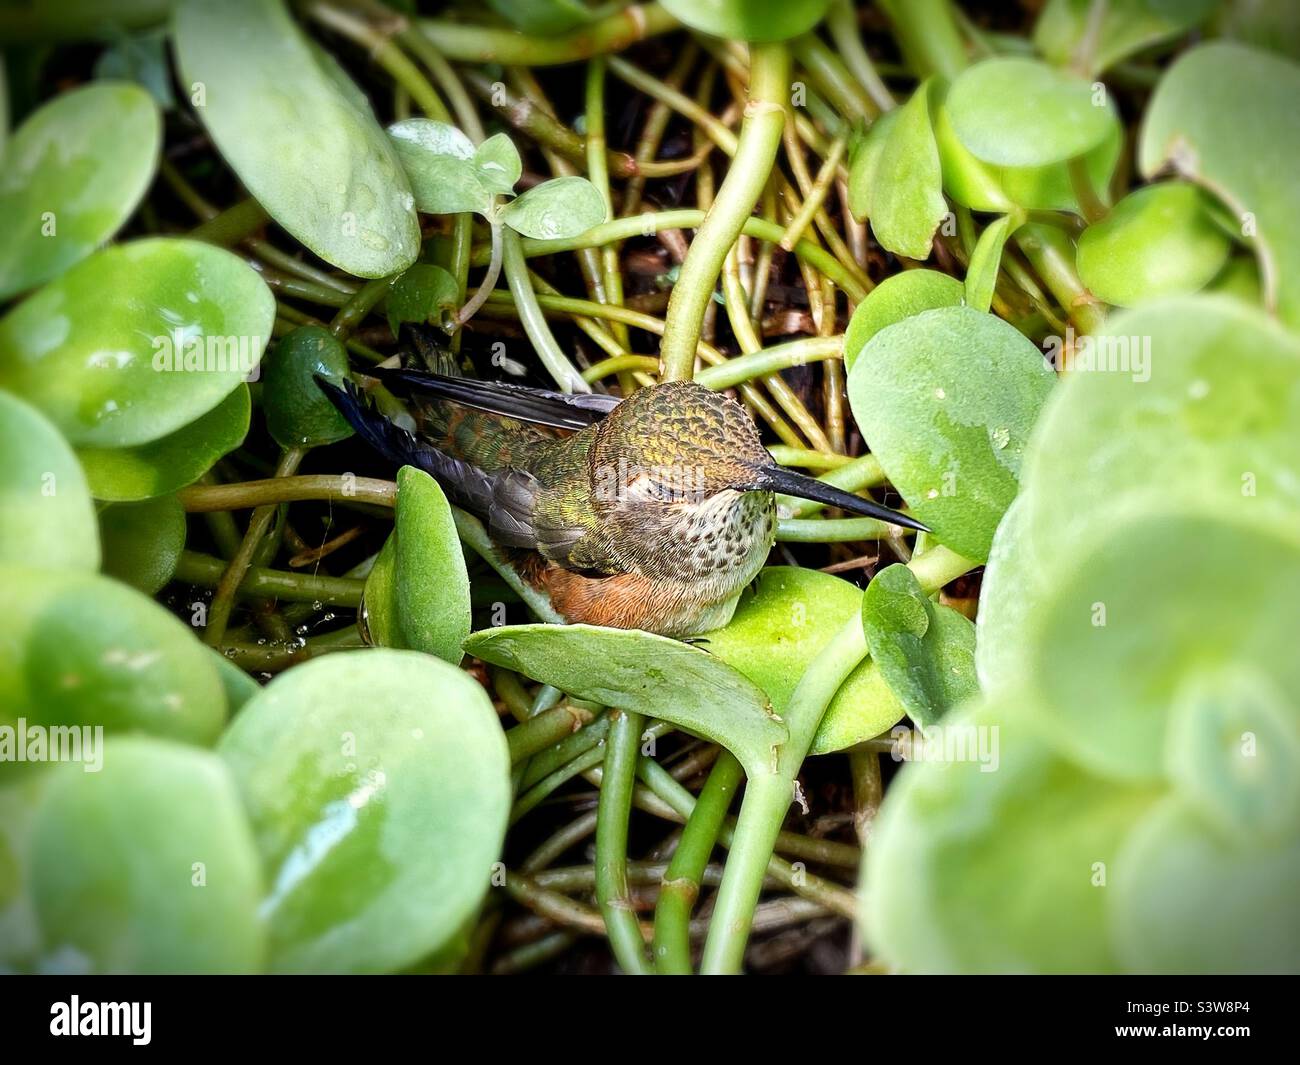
[
  {"left": 1034, "top": 0, "right": 1218, "bottom": 76},
  {"left": 657, "top": 0, "right": 832, "bottom": 41},
  {"left": 499, "top": 176, "right": 607, "bottom": 240},
  {"left": 847, "top": 305, "right": 1057, "bottom": 561},
  {"left": 947, "top": 57, "right": 1118, "bottom": 168},
  {"left": 847, "top": 107, "right": 899, "bottom": 222},
  {"left": 935, "top": 92, "right": 1121, "bottom": 214},
  {"left": 464, "top": 624, "right": 787, "bottom": 778},
  {"left": 0, "top": 81, "right": 160, "bottom": 300},
  {"left": 865, "top": 693, "right": 1158, "bottom": 973},
  {"left": 0, "top": 566, "right": 226, "bottom": 754},
  {"left": 174, "top": 0, "right": 419, "bottom": 278},
  {"left": 385, "top": 263, "right": 459, "bottom": 337},
  {"left": 844, "top": 270, "right": 965, "bottom": 371},
  {"left": 387, "top": 117, "right": 489, "bottom": 217},
  {"left": 473, "top": 133, "right": 523, "bottom": 196},
  {"left": 1025, "top": 511, "right": 1300, "bottom": 782},
  {"left": 362, "top": 467, "right": 471, "bottom": 665},
  {"left": 862, "top": 563, "right": 978, "bottom": 727},
  {"left": 217, "top": 650, "right": 510, "bottom": 973},
  {"left": 862, "top": 80, "right": 948, "bottom": 260},
  {"left": 30, "top": 737, "right": 264, "bottom": 973},
  {"left": 1077, "top": 183, "right": 1232, "bottom": 306},
  {"left": 700, "top": 567, "right": 906, "bottom": 755},
  {"left": 262, "top": 325, "right": 353, "bottom": 449},
  {"left": 1139, "top": 41, "right": 1300, "bottom": 330},
  {"left": 0, "top": 773, "right": 52, "bottom": 969},
  {"left": 1164, "top": 666, "right": 1300, "bottom": 844},
  {"left": 0, "top": 239, "right": 272, "bottom": 448},
  {"left": 0, "top": 391, "right": 99, "bottom": 572},
  {"left": 1111, "top": 796, "right": 1300, "bottom": 974},
  {"left": 77, "top": 384, "right": 250, "bottom": 502},
  {"left": 98, "top": 494, "right": 186, "bottom": 595},
  {"left": 1019, "top": 297, "right": 1300, "bottom": 561}
]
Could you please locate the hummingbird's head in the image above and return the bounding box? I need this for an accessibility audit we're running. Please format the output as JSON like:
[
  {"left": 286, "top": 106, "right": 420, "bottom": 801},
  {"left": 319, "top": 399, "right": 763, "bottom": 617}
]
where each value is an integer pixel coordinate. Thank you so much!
[{"left": 590, "top": 382, "right": 927, "bottom": 531}]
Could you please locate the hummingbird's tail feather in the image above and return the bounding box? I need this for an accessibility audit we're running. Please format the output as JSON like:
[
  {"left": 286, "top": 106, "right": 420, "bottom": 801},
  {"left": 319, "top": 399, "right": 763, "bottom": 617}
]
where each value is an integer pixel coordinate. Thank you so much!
[
  {"left": 314, "top": 376, "right": 543, "bottom": 549},
  {"left": 373, "top": 367, "right": 621, "bottom": 431}
]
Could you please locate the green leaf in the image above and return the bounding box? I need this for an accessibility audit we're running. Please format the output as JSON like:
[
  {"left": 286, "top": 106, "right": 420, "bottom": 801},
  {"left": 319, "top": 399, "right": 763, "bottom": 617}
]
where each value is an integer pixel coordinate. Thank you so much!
[
  {"left": 98, "top": 494, "right": 186, "bottom": 595},
  {"left": 1112, "top": 797, "right": 1300, "bottom": 974},
  {"left": 464, "top": 624, "right": 788, "bottom": 778},
  {"left": 262, "top": 325, "right": 353, "bottom": 449},
  {"left": 700, "top": 567, "right": 905, "bottom": 756},
  {"left": 935, "top": 93, "right": 1121, "bottom": 214},
  {"left": 0, "top": 774, "right": 51, "bottom": 969},
  {"left": 174, "top": 0, "right": 420, "bottom": 278},
  {"left": 0, "top": 239, "right": 272, "bottom": 448},
  {"left": 94, "top": 28, "right": 176, "bottom": 109},
  {"left": 1019, "top": 298, "right": 1300, "bottom": 566},
  {"left": 1025, "top": 512, "right": 1300, "bottom": 782},
  {"left": 947, "top": 57, "right": 1117, "bottom": 168},
  {"left": 847, "top": 306, "right": 1056, "bottom": 561},
  {"left": 1034, "top": 0, "right": 1218, "bottom": 77},
  {"left": 385, "top": 263, "right": 459, "bottom": 337},
  {"left": 1139, "top": 41, "right": 1300, "bottom": 330},
  {"left": 218, "top": 649, "right": 510, "bottom": 973},
  {"left": 862, "top": 564, "right": 977, "bottom": 727},
  {"left": 1165, "top": 667, "right": 1300, "bottom": 844},
  {"left": 500, "top": 176, "right": 607, "bottom": 240},
  {"left": 1077, "top": 183, "right": 1231, "bottom": 306},
  {"left": 0, "top": 81, "right": 159, "bottom": 300},
  {"left": 964, "top": 214, "right": 1015, "bottom": 314},
  {"left": 865, "top": 693, "right": 1158, "bottom": 973},
  {"left": 363, "top": 467, "right": 471, "bottom": 665},
  {"left": 0, "top": 392, "right": 99, "bottom": 572},
  {"left": 0, "top": 1, "right": 178, "bottom": 42},
  {"left": 0, "top": 566, "right": 227, "bottom": 755},
  {"left": 473, "top": 133, "right": 522, "bottom": 196},
  {"left": 859, "top": 80, "right": 947, "bottom": 260},
  {"left": 30, "top": 737, "right": 264, "bottom": 973},
  {"left": 77, "top": 384, "right": 251, "bottom": 502},
  {"left": 387, "top": 117, "right": 489, "bottom": 217},
  {"left": 973, "top": 494, "right": 1050, "bottom": 694},
  {"left": 843, "top": 270, "right": 965, "bottom": 371},
  {"left": 847, "top": 109, "right": 898, "bottom": 222},
  {"left": 657, "top": 0, "right": 832, "bottom": 41}
]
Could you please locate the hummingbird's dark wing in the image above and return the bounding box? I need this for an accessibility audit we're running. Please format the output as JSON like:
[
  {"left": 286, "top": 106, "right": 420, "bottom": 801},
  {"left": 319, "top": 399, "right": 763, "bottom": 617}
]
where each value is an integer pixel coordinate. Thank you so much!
[
  {"left": 373, "top": 368, "right": 621, "bottom": 431},
  {"left": 316, "top": 377, "right": 542, "bottom": 549}
]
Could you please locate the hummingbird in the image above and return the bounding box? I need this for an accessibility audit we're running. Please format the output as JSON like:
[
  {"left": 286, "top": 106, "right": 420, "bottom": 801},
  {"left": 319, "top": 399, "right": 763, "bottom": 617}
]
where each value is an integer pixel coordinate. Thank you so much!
[{"left": 318, "top": 364, "right": 926, "bottom": 638}]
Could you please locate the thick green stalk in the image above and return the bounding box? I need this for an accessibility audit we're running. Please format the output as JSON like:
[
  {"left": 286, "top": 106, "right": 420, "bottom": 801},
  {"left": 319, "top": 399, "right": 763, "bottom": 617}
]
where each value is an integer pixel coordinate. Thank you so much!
[
  {"left": 595, "top": 710, "right": 652, "bottom": 975},
  {"left": 501, "top": 228, "right": 589, "bottom": 393},
  {"left": 699, "top": 615, "right": 868, "bottom": 973},
  {"left": 417, "top": 3, "right": 678, "bottom": 66},
  {"left": 653, "top": 752, "right": 744, "bottom": 974},
  {"left": 694, "top": 335, "right": 842, "bottom": 390},
  {"left": 878, "top": 0, "right": 969, "bottom": 81},
  {"left": 659, "top": 44, "right": 791, "bottom": 382},
  {"left": 175, "top": 551, "right": 364, "bottom": 607}
]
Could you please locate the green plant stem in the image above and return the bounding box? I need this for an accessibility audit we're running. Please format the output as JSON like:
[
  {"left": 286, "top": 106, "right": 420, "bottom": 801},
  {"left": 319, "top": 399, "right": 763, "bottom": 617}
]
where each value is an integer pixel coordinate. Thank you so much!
[
  {"left": 767, "top": 446, "right": 855, "bottom": 470},
  {"left": 456, "top": 220, "right": 503, "bottom": 326},
  {"left": 694, "top": 335, "right": 842, "bottom": 390},
  {"left": 878, "top": 0, "right": 969, "bottom": 81},
  {"left": 506, "top": 704, "right": 593, "bottom": 764},
  {"left": 653, "top": 751, "right": 744, "bottom": 973},
  {"left": 416, "top": 3, "right": 677, "bottom": 66},
  {"left": 397, "top": 26, "right": 484, "bottom": 138},
  {"left": 659, "top": 43, "right": 791, "bottom": 382},
  {"left": 204, "top": 449, "right": 305, "bottom": 646},
  {"left": 214, "top": 626, "right": 365, "bottom": 673},
  {"left": 188, "top": 198, "right": 268, "bottom": 245},
  {"left": 791, "top": 32, "right": 876, "bottom": 121},
  {"left": 451, "top": 508, "right": 565, "bottom": 623},
  {"left": 595, "top": 710, "right": 652, "bottom": 974},
  {"left": 481, "top": 211, "right": 867, "bottom": 302},
  {"left": 179, "top": 475, "right": 398, "bottom": 511},
  {"left": 700, "top": 614, "right": 867, "bottom": 973},
  {"left": 1015, "top": 223, "right": 1108, "bottom": 335},
  {"left": 826, "top": 0, "right": 895, "bottom": 112},
  {"left": 175, "top": 551, "right": 364, "bottom": 607},
  {"left": 585, "top": 56, "right": 628, "bottom": 351},
  {"left": 500, "top": 228, "right": 589, "bottom": 393},
  {"left": 330, "top": 276, "right": 397, "bottom": 340},
  {"left": 776, "top": 516, "right": 890, "bottom": 542},
  {"left": 908, "top": 543, "right": 978, "bottom": 594}
]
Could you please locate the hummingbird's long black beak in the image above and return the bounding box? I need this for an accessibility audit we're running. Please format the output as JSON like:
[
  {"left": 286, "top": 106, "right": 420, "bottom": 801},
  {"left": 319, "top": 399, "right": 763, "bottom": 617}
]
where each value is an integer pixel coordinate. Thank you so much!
[{"left": 748, "top": 464, "right": 930, "bottom": 533}]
